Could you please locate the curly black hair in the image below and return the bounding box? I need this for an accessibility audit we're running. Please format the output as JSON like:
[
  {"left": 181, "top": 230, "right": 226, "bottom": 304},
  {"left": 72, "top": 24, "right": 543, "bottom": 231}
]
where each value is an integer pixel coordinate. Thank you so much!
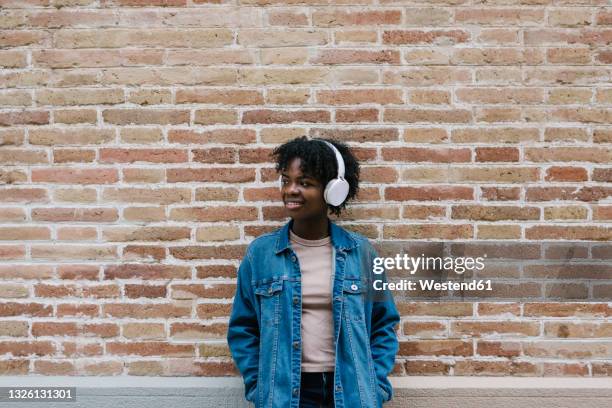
[{"left": 272, "top": 136, "right": 360, "bottom": 216}]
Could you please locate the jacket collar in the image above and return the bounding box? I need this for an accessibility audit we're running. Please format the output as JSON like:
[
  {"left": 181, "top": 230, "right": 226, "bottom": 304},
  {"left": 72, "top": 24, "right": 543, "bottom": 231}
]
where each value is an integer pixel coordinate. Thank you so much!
[{"left": 274, "top": 218, "right": 358, "bottom": 255}]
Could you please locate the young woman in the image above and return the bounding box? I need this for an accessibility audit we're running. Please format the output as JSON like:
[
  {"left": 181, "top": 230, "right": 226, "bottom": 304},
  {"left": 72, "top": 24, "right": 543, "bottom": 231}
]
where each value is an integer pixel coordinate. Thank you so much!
[{"left": 227, "top": 137, "right": 399, "bottom": 408}]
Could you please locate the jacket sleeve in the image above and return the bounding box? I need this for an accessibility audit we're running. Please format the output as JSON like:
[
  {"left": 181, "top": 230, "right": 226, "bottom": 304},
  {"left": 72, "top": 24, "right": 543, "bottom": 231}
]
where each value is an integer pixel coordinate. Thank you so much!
[
  {"left": 368, "top": 246, "right": 400, "bottom": 403},
  {"left": 227, "top": 251, "right": 259, "bottom": 403}
]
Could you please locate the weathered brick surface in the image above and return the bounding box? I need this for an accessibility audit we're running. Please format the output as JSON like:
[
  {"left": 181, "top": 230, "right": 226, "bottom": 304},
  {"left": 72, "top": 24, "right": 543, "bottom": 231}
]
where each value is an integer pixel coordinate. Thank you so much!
[{"left": 0, "top": 1, "right": 610, "bottom": 378}]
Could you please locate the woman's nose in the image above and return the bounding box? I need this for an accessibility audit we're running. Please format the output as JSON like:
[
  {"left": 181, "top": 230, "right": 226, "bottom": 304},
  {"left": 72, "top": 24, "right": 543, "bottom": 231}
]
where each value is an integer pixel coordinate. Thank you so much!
[{"left": 286, "top": 181, "right": 300, "bottom": 194}]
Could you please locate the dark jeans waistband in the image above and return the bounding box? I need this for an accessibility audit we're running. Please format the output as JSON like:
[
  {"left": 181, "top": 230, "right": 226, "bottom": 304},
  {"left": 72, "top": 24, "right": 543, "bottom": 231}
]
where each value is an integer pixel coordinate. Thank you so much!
[
  {"left": 300, "top": 372, "right": 334, "bottom": 407},
  {"left": 301, "top": 372, "right": 334, "bottom": 383}
]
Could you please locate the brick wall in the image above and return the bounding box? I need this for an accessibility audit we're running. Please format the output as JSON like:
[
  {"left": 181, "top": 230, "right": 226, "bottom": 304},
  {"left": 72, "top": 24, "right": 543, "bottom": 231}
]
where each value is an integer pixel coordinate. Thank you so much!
[{"left": 0, "top": 0, "right": 610, "bottom": 377}]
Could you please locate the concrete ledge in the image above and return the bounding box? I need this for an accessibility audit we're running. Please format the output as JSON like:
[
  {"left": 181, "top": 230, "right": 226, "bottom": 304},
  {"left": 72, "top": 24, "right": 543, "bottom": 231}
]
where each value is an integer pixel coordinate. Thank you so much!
[{"left": 0, "top": 376, "right": 610, "bottom": 407}]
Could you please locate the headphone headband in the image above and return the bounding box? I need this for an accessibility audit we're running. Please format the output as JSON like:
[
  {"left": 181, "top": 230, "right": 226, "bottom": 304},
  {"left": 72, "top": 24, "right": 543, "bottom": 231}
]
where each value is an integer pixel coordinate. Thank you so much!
[{"left": 316, "top": 139, "right": 345, "bottom": 179}]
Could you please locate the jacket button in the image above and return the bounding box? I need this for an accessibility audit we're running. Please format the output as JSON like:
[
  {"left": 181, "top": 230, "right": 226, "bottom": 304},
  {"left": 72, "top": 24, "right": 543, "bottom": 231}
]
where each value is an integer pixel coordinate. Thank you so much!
[
  {"left": 293, "top": 296, "right": 299, "bottom": 305},
  {"left": 350, "top": 284, "right": 358, "bottom": 291},
  {"left": 293, "top": 341, "right": 299, "bottom": 349},
  {"left": 292, "top": 388, "right": 299, "bottom": 396},
  {"left": 268, "top": 287, "right": 273, "bottom": 294},
  {"left": 335, "top": 385, "right": 342, "bottom": 392},
  {"left": 291, "top": 256, "right": 297, "bottom": 262}
]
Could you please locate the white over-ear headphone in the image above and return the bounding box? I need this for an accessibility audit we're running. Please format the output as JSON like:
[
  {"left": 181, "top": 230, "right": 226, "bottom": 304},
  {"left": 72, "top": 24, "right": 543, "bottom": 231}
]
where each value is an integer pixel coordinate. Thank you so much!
[{"left": 278, "top": 139, "right": 350, "bottom": 207}]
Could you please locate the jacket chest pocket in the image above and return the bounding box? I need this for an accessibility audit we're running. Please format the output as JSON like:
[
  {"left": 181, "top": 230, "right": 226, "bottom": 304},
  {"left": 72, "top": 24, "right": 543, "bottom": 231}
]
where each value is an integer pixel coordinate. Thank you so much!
[
  {"left": 342, "top": 279, "right": 366, "bottom": 322},
  {"left": 255, "top": 278, "right": 284, "bottom": 327}
]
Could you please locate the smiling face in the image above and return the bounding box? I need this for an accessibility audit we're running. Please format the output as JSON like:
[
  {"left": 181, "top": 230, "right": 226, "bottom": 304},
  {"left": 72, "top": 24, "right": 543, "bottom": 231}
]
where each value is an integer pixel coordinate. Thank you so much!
[{"left": 280, "top": 157, "right": 328, "bottom": 222}]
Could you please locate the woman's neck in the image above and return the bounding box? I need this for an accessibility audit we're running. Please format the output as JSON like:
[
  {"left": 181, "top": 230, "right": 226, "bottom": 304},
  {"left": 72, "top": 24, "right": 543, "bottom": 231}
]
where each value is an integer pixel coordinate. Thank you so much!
[{"left": 291, "top": 217, "right": 329, "bottom": 240}]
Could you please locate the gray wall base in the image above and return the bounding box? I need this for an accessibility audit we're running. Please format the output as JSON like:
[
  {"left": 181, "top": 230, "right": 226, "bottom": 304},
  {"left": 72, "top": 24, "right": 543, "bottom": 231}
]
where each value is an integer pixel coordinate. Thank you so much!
[{"left": 0, "top": 377, "right": 610, "bottom": 408}]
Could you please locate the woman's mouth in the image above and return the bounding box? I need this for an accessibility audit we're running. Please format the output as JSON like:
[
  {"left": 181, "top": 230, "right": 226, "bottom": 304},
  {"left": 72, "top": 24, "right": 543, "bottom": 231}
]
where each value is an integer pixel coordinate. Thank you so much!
[{"left": 285, "top": 201, "right": 304, "bottom": 210}]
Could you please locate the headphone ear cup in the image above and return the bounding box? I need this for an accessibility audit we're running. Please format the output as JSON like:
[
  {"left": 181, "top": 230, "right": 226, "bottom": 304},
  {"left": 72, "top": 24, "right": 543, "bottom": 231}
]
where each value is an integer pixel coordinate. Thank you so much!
[{"left": 324, "top": 178, "right": 350, "bottom": 207}]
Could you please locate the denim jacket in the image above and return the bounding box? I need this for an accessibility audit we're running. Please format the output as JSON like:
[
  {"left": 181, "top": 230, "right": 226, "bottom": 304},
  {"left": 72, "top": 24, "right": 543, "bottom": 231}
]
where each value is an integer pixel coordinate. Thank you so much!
[{"left": 227, "top": 220, "right": 400, "bottom": 408}]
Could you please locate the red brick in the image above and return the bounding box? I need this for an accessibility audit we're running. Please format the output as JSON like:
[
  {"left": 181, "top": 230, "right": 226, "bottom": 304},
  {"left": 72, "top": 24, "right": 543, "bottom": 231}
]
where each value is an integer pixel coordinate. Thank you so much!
[
  {"left": 167, "top": 168, "right": 255, "bottom": 183},
  {"left": 545, "top": 166, "right": 588, "bottom": 182},
  {"left": 399, "top": 340, "right": 472, "bottom": 357},
  {"left": 123, "top": 245, "right": 166, "bottom": 261},
  {"left": 125, "top": 284, "right": 167, "bottom": 299},
  {"left": 106, "top": 342, "right": 194, "bottom": 357},
  {"left": 382, "top": 147, "right": 471, "bottom": 163},
  {"left": 313, "top": 10, "right": 401, "bottom": 27},
  {"left": 384, "top": 224, "right": 473, "bottom": 239},
  {"left": 403, "top": 359, "right": 450, "bottom": 375},
  {"left": 524, "top": 303, "right": 610, "bottom": 317},
  {"left": 170, "top": 322, "right": 227, "bottom": 339},
  {"left": 0, "top": 341, "right": 55, "bottom": 356},
  {"left": 57, "top": 265, "right": 99, "bottom": 280},
  {"left": 454, "top": 360, "right": 537, "bottom": 376},
  {"left": 593, "top": 168, "right": 612, "bottom": 182},
  {"left": 526, "top": 225, "right": 611, "bottom": 240},
  {"left": 317, "top": 89, "right": 402, "bottom": 105},
  {"left": 192, "top": 147, "right": 236, "bottom": 164},
  {"left": 196, "top": 265, "right": 236, "bottom": 279},
  {"left": 526, "top": 187, "right": 612, "bottom": 202},
  {"left": 175, "top": 89, "right": 263, "bottom": 104},
  {"left": 32, "top": 208, "right": 118, "bottom": 222},
  {"left": 53, "top": 149, "right": 96, "bottom": 163},
  {"left": 0, "top": 302, "right": 53, "bottom": 317},
  {"left": 311, "top": 49, "right": 399, "bottom": 65},
  {"left": 242, "top": 109, "right": 330, "bottom": 124},
  {"left": 34, "top": 360, "right": 75, "bottom": 375},
  {"left": 32, "top": 322, "right": 78, "bottom": 337},
  {"left": 169, "top": 245, "right": 247, "bottom": 261},
  {"left": 0, "top": 110, "right": 49, "bottom": 126},
  {"left": 385, "top": 108, "right": 472, "bottom": 123},
  {"left": 0, "top": 227, "right": 50, "bottom": 241},
  {"left": 335, "top": 108, "right": 378, "bottom": 123},
  {"left": 99, "top": 149, "right": 188, "bottom": 163},
  {"left": 111, "top": 0, "right": 187, "bottom": 5},
  {"left": 56, "top": 304, "right": 99, "bottom": 318},
  {"left": 104, "top": 264, "right": 190, "bottom": 280},
  {"left": 360, "top": 167, "right": 398, "bottom": 183},
  {"left": 451, "top": 205, "right": 539, "bottom": 221},
  {"left": 171, "top": 283, "right": 235, "bottom": 300},
  {"left": 477, "top": 341, "right": 521, "bottom": 357},
  {"left": 452, "top": 321, "right": 539, "bottom": 337},
  {"left": 481, "top": 187, "right": 521, "bottom": 201},
  {"left": 386, "top": 186, "right": 474, "bottom": 201},
  {"left": 196, "top": 303, "right": 232, "bottom": 319},
  {"left": 56, "top": 228, "right": 98, "bottom": 246},
  {"left": 310, "top": 128, "right": 398, "bottom": 142},
  {"left": 103, "top": 109, "right": 189, "bottom": 125},
  {"left": 168, "top": 129, "right": 255, "bottom": 144},
  {"left": 384, "top": 30, "right": 469, "bottom": 45},
  {"left": 456, "top": 9, "right": 544, "bottom": 25},
  {"left": 475, "top": 147, "right": 519, "bottom": 162},
  {"left": 103, "top": 303, "right": 191, "bottom": 319},
  {"left": 170, "top": 207, "right": 257, "bottom": 222},
  {"left": 32, "top": 168, "right": 118, "bottom": 184}
]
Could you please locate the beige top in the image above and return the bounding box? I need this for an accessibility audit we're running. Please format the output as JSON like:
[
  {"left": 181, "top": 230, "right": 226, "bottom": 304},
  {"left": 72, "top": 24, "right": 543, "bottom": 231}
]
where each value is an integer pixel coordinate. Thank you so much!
[{"left": 289, "top": 229, "right": 335, "bottom": 373}]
